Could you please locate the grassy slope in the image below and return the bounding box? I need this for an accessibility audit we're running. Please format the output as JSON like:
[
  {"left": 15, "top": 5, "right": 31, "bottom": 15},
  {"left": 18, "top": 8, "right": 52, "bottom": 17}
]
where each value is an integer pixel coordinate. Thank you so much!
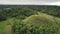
[
  {"left": 23, "top": 12, "right": 60, "bottom": 34},
  {"left": 0, "top": 18, "right": 15, "bottom": 34}
]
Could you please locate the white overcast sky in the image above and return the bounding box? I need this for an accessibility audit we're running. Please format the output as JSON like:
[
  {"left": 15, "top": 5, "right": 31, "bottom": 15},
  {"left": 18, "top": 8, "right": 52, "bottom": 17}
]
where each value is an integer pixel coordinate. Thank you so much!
[{"left": 0, "top": 0, "right": 60, "bottom": 5}]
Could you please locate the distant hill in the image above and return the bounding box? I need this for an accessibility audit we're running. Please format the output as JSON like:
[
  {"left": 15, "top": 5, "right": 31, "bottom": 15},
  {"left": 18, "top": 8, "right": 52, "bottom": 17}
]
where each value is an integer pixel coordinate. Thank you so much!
[{"left": 0, "top": 5, "right": 59, "bottom": 8}]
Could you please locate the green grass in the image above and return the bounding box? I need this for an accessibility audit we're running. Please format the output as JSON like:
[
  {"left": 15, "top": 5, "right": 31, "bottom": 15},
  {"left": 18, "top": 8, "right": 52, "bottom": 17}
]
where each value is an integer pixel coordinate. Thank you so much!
[{"left": 0, "top": 18, "right": 16, "bottom": 34}]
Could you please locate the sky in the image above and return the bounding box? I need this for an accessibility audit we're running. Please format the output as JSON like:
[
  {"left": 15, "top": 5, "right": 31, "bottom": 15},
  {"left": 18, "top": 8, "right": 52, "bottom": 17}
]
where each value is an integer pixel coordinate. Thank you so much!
[{"left": 0, "top": 0, "right": 60, "bottom": 5}]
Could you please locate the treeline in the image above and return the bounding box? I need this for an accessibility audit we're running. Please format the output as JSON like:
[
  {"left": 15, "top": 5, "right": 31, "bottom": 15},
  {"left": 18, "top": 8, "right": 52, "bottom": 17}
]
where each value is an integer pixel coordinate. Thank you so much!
[{"left": 0, "top": 6, "right": 60, "bottom": 21}]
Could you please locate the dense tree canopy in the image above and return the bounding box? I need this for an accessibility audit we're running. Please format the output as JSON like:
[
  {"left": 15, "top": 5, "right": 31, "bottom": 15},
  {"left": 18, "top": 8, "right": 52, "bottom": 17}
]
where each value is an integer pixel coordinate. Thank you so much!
[{"left": 0, "top": 5, "right": 60, "bottom": 34}]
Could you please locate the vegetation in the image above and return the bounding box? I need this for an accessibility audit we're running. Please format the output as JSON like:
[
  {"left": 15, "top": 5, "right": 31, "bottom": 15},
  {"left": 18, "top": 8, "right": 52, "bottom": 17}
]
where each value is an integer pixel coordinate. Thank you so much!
[{"left": 0, "top": 5, "right": 60, "bottom": 34}]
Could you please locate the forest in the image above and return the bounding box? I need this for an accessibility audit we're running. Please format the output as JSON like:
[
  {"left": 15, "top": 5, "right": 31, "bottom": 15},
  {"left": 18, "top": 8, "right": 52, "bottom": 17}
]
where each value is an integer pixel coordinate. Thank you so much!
[{"left": 0, "top": 5, "right": 60, "bottom": 34}]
